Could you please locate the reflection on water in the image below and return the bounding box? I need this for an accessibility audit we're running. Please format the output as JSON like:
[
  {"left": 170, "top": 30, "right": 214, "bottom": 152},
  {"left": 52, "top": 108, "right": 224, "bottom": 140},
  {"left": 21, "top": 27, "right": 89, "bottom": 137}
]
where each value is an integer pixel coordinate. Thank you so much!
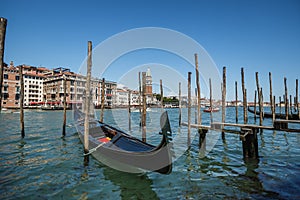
[{"left": 0, "top": 108, "right": 299, "bottom": 199}]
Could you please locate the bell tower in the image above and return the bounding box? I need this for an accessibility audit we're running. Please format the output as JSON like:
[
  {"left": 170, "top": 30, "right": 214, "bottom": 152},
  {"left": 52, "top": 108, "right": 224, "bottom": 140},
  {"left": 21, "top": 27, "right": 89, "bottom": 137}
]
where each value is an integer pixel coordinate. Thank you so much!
[{"left": 145, "top": 68, "right": 152, "bottom": 95}]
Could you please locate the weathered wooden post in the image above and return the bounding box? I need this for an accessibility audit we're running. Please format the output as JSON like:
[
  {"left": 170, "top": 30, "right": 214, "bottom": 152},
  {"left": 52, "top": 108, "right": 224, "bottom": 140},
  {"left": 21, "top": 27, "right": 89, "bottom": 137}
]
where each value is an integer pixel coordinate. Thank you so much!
[
  {"left": 235, "top": 81, "right": 238, "bottom": 123},
  {"left": 284, "top": 77, "right": 288, "bottom": 120},
  {"left": 261, "top": 87, "right": 264, "bottom": 117},
  {"left": 62, "top": 75, "right": 67, "bottom": 137},
  {"left": 178, "top": 82, "right": 182, "bottom": 126},
  {"left": 142, "top": 72, "right": 147, "bottom": 142},
  {"left": 259, "top": 88, "right": 263, "bottom": 126},
  {"left": 100, "top": 78, "right": 105, "bottom": 123},
  {"left": 160, "top": 79, "right": 163, "bottom": 111},
  {"left": 188, "top": 72, "right": 192, "bottom": 140},
  {"left": 209, "top": 78, "right": 213, "bottom": 124},
  {"left": 273, "top": 96, "right": 276, "bottom": 119},
  {"left": 255, "top": 72, "right": 263, "bottom": 125},
  {"left": 240, "top": 128, "right": 259, "bottom": 160},
  {"left": 19, "top": 65, "right": 25, "bottom": 138},
  {"left": 269, "top": 72, "right": 275, "bottom": 122},
  {"left": 296, "top": 79, "right": 299, "bottom": 119},
  {"left": 195, "top": 53, "right": 202, "bottom": 125},
  {"left": 289, "top": 95, "right": 293, "bottom": 115},
  {"left": 241, "top": 68, "right": 247, "bottom": 124},
  {"left": 195, "top": 88, "right": 197, "bottom": 124},
  {"left": 84, "top": 41, "right": 92, "bottom": 164},
  {"left": 279, "top": 96, "right": 282, "bottom": 117},
  {"left": 128, "top": 90, "right": 131, "bottom": 131},
  {"left": 254, "top": 90, "right": 257, "bottom": 122},
  {"left": 138, "top": 72, "right": 142, "bottom": 124},
  {"left": 221, "top": 66, "right": 226, "bottom": 137},
  {"left": 0, "top": 17, "right": 7, "bottom": 113}
]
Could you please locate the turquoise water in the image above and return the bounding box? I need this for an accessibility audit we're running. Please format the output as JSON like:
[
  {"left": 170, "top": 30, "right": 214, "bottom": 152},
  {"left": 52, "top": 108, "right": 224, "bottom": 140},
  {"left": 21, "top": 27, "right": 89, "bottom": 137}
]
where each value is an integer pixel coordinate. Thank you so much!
[{"left": 0, "top": 107, "right": 299, "bottom": 199}]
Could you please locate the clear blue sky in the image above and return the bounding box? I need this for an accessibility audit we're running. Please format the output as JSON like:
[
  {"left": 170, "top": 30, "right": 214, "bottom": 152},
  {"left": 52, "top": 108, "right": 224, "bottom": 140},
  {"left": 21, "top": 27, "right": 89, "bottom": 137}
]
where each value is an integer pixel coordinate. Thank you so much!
[{"left": 1, "top": 0, "right": 300, "bottom": 101}]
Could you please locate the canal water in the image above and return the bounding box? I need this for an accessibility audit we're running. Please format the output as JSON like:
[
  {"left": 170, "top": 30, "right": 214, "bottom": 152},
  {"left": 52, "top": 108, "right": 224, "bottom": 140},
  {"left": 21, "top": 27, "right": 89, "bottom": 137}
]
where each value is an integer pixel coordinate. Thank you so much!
[{"left": 0, "top": 107, "right": 299, "bottom": 199}]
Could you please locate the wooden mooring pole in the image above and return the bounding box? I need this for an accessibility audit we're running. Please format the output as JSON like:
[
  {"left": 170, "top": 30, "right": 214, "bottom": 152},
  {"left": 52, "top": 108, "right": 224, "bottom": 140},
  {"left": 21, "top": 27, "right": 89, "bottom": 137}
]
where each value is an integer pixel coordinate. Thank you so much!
[
  {"left": 221, "top": 66, "right": 226, "bottom": 137},
  {"left": 195, "top": 88, "right": 197, "bottom": 124},
  {"left": 160, "top": 79, "right": 163, "bottom": 111},
  {"left": 254, "top": 90, "right": 257, "bottom": 122},
  {"left": 255, "top": 72, "right": 261, "bottom": 125},
  {"left": 296, "top": 79, "right": 299, "bottom": 119},
  {"left": 100, "top": 78, "right": 105, "bottom": 123},
  {"left": 241, "top": 68, "right": 247, "bottom": 124},
  {"left": 0, "top": 17, "right": 7, "bottom": 113},
  {"left": 269, "top": 72, "right": 275, "bottom": 122},
  {"left": 142, "top": 72, "right": 147, "bottom": 142},
  {"left": 128, "top": 90, "right": 131, "bottom": 131},
  {"left": 138, "top": 72, "right": 142, "bottom": 126},
  {"left": 84, "top": 41, "right": 92, "bottom": 164},
  {"left": 235, "top": 81, "right": 238, "bottom": 123},
  {"left": 284, "top": 77, "right": 288, "bottom": 120},
  {"left": 19, "top": 65, "right": 25, "bottom": 138},
  {"left": 188, "top": 72, "right": 192, "bottom": 140},
  {"left": 178, "top": 82, "right": 182, "bottom": 126},
  {"left": 209, "top": 78, "right": 213, "bottom": 124},
  {"left": 279, "top": 96, "right": 282, "bottom": 117},
  {"left": 195, "top": 53, "right": 202, "bottom": 125},
  {"left": 289, "top": 95, "right": 293, "bottom": 115},
  {"left": 62, "top": 75, "right": 67, "bottom": 137}
]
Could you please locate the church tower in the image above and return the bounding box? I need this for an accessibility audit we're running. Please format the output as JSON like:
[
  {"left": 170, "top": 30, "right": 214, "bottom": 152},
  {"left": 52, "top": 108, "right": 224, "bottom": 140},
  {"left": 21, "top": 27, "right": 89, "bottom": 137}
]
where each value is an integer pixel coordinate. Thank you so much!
[{"left": 145, "top": 68, "right": 152, "bottom": 95}]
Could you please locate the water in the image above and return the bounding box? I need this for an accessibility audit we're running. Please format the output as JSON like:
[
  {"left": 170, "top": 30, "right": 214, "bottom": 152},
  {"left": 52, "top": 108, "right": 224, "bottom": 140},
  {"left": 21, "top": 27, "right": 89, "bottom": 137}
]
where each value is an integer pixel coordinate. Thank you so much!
[{"left": 0, "top": 108, "right": 299, "bottom": 199}]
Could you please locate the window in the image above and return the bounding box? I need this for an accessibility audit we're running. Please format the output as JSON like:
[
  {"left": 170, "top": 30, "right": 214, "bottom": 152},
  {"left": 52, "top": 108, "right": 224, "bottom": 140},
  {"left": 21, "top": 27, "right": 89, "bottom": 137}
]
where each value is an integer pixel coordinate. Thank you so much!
[
  {"left": 3, "top": 86, "right": 8, "bottom": 91},
  {"left": 4, "top": 74, "right": 8, "bottom": 79},
  {"left": 3, "top": 93, "right": 9, "bottom": 100},
  {"left": 16, "top": 86, "right": 20, "bottom": 93},
  {"left": 15, "top": 75, "right": 20, "bottom": 80}
]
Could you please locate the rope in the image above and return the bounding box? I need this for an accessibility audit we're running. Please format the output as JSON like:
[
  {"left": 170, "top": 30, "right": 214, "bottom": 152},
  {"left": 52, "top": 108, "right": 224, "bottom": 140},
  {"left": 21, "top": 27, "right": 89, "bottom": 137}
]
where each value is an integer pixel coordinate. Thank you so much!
[{"left": 83, "top": 142, "right": 106, "bottom": 156}]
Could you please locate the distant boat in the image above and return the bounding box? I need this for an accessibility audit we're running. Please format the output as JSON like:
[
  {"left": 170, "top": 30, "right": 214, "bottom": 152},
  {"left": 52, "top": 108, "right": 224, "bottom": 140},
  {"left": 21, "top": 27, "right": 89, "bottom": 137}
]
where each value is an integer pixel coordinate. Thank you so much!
[
  {"left": 131, "top": 107, "right": 152, "bottom": 113},
  {"left": 247, "top": 107, "right": 299, "bottom": 120},
  {"left": 74, "top": 107, "right": 173, "bottom": 174},
  {"left": 203, "top": 107, "right": 220, "bottom": 113}
]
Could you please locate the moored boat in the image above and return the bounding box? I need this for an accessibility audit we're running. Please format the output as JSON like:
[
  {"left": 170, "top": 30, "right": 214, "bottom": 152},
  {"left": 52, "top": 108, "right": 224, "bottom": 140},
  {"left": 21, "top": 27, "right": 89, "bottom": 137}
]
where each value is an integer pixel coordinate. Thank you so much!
[
  {"left": 74, "top": 107, "right": 173, "bottom": 174},
  {"left": 203, "top": 107, "right": 220, "bottom": 113}
]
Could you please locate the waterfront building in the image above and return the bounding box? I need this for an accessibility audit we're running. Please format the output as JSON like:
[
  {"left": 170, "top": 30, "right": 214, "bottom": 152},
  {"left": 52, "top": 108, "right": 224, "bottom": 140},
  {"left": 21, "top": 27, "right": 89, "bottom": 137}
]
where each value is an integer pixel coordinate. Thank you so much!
[
  {"left": 92, "top": 79, "right": 116, "bottom": 108},
  {"left": 1, "top": 62, "right": 20, "bottom": 108},
  {"left": 22, "top": 65, "right": 50, "bottom": 106},
  {"left": 43, "top": 68, "right": 117, "bottom": 108}
]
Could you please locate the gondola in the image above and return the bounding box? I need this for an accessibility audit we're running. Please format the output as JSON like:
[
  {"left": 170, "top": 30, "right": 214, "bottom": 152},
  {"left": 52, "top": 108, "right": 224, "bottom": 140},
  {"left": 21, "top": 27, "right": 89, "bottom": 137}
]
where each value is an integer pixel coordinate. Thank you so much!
[
  {"left": 247, "top": 106, "right": 300, "bottom": 120},
  {"left": 73, "top": 107, "right": 173, "bottom": 174}
]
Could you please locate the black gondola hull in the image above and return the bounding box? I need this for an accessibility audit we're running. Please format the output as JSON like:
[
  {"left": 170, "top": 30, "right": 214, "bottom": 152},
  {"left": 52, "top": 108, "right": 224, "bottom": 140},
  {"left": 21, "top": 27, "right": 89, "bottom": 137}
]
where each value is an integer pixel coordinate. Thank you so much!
[{"left": 74, "top": 108, "right": 172, "bottom": 174}]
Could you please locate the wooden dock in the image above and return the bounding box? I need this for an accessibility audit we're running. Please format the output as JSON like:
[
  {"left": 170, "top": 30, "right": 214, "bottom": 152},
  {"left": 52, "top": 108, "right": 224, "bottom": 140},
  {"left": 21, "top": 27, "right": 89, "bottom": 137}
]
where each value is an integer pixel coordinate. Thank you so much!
[{"left": 182, "top": 119, "right": 300, "bottom": 160}]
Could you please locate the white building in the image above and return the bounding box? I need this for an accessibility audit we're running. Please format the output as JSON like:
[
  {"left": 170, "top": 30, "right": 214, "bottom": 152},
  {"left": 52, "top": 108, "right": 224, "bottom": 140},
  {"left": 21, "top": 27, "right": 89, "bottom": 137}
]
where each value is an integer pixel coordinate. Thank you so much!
[
  {"left": 22, "top": 66, "right": 50, "bottom": 106},
  {"left": 114, "top": 88, "right": 129, "bottom": 106}
]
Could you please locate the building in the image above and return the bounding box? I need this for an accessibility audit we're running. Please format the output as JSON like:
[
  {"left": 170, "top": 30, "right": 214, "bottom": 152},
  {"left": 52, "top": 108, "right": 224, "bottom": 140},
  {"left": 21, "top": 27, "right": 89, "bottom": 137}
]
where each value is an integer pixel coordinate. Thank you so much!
[
  {"left": 92, "top": 78, "right": 116, "bottom": 108},
  {"left": 1, "top": 63, "right": 117, "bottom": 109},
  {"left": 114, "top": 88, "right": 130, "bottom": 107},
  {"left": 22, "top": 65, "right": 50, "bottom": 106},
  {"left": 145, "top": 68, "right": 152, "bottom": 95},
  {"left": 1, "top": 62, "right": 20, "bottom": 108},
  {"left": 42, "top": 68, "right": 117, "bottom": 108}
]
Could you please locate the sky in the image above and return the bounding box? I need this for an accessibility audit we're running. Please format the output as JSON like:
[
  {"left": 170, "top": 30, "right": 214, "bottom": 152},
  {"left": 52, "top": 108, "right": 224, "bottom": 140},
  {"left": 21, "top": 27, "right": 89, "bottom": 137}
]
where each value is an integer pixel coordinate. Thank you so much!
[{"left": 1, "top": 0, "right": 300, "bottom": 101}]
